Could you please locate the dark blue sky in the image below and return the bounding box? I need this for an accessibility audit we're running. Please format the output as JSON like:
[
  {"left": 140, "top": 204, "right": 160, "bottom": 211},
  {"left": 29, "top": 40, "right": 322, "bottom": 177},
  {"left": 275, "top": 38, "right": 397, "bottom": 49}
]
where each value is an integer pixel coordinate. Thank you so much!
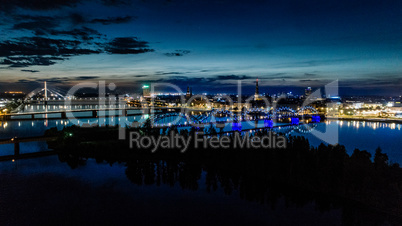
[{"left": 0, "top": 0, "right": 401, "bottom": 95}]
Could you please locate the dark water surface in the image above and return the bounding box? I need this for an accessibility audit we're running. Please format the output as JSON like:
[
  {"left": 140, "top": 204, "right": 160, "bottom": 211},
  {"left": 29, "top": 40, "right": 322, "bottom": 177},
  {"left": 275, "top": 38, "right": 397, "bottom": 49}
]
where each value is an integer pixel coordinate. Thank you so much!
[
  {"left": 2, "top": 119, "right": 402, "bottom": 163},
  {"left": 0, "top": 155, "right": 394, "bottom": 225},
  {"left": 1, "top": 118, "right": 401, "bottom": 225}
]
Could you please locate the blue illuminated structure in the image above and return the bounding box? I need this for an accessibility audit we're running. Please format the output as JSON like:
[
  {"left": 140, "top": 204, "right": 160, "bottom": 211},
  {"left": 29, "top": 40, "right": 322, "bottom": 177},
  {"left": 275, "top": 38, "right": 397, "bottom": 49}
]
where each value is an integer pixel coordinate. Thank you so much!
[
  {"left": 232, "top": 121, "right": 242, "bottom": 131},
  {"left": 291, "top": 117, "right": 299, "bottom": 125},
  {"left": 264, "top": 119, "right": 273, "bottom": 128},
  {"left": 311, "top": 115, "right": 321, "bottom": 123}
]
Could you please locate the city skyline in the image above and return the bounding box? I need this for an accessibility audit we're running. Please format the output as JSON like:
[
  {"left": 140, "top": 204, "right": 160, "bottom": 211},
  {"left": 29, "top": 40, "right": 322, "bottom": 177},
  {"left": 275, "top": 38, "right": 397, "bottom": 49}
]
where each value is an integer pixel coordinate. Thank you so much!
[{"left": 0, "top": 0, "right": 401, "bottom": 95}]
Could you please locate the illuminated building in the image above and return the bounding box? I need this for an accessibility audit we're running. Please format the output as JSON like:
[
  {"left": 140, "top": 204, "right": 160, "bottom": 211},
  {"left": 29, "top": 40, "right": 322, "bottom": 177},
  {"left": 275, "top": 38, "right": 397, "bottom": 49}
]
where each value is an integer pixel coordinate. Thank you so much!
[
  {"left": 142, "top": 85, "right": 150, "bottom": 98},
  {"left": 305, "top": 87, "right": 312, "bottom": 97},
  {"left": 254, "top": 78, "right": 261, "bottom": 101}
]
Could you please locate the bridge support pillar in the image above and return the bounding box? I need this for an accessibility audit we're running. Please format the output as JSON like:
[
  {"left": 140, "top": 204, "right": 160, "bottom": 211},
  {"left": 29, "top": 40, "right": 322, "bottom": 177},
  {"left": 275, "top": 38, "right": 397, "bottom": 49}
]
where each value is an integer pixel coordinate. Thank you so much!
[
  {"left": 92, "top": 110, "right": 97, "bottom": 118},
  {"left": 14, "top": 142, "right": 20, "bottom": 156},
  {"left": 61, "top": 112, "right": 67, "bottom": 119},
  {"left": 143, "top": 108, "right": 150, "bottom": 115},
  {"left": 123, "top": 109, "right": 127, "bottom": 116}
]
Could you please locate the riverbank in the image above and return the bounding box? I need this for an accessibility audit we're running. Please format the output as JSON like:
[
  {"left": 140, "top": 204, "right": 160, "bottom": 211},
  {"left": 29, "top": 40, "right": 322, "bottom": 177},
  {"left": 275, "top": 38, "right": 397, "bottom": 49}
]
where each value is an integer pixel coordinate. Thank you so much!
[{"left": 327, "top": 116, "right": 402, "bottom": 124}]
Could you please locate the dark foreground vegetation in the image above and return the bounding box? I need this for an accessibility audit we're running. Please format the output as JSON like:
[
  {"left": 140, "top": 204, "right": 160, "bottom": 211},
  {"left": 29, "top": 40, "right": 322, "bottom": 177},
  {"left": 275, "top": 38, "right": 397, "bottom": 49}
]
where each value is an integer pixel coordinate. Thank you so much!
[{"left": 45, "top": 122, "right": 402, "bottom": 225}]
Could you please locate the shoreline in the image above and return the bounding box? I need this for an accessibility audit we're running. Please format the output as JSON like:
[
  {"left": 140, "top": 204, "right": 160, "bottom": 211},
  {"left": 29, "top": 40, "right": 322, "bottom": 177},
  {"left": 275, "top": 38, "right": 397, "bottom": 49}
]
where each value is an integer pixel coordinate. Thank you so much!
[{"left": 327, "top": 116, "right": 402, "bottom": 124}]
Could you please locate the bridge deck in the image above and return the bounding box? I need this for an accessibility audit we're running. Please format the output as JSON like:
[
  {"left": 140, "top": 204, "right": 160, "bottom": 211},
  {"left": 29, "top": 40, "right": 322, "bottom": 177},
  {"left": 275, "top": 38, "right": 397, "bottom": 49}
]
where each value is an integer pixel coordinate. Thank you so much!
[
  {"left": 0, "top": 107, "right": 211, "bottom": 121},
  {"left": 3, "top": 107, "right": 179, "bottom": 116}
]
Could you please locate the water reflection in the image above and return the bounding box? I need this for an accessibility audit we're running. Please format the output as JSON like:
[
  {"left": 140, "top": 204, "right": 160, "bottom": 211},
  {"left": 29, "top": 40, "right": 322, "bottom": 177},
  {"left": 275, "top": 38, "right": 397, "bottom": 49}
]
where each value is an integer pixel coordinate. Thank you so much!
[
  {"left": 53, "top": 153, "right": 394, "bottom": 225},
  {"left": 339, "top": 120, "right": 402, "bottom": 131},
  {"left": 0, "top": 155, "right": 345, "bottom": 225},
  {"left": 0, "top": 116, "right": 287, "bottom": 139}
]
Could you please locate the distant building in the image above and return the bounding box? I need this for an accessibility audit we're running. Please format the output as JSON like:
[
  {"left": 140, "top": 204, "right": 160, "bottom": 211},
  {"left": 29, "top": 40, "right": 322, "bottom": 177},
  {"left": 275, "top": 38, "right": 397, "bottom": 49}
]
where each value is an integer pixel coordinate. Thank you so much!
[
  {"left": 142, "top": 85, "right": 150, "bottom": 98},
  {"left": 254, "top": 78, "right": 261, "bottom": 101},
  {"left": 305, "top": 87, "right": 312, "bottom": 97},
  {"left": 352, "top": 102, "right": 364, "bottom": 109},
  {"left": 186, "top": 86, "right": 192, "bottom": 99},
  {"left": 388, "top": 101, "right": 402, "bottom": 107},
  {"left": 0, "top": 92, "right": 25, "bottom": 100},
  {"left": 128, "top": 98, "right": 167, "bottom": 107}
]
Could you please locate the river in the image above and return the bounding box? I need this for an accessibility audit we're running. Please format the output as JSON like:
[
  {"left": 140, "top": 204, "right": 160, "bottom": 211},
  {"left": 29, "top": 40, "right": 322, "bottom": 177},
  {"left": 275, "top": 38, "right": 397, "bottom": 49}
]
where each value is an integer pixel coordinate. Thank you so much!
[{"left": 1, "top": 117, "right": 401, "bottom": 164}]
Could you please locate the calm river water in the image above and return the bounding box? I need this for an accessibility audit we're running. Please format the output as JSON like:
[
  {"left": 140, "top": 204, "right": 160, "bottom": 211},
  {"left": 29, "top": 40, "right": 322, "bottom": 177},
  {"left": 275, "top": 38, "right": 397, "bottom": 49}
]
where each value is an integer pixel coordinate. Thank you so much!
[{"left": 1, "top": 113, "right": 401, "bottom": 225}]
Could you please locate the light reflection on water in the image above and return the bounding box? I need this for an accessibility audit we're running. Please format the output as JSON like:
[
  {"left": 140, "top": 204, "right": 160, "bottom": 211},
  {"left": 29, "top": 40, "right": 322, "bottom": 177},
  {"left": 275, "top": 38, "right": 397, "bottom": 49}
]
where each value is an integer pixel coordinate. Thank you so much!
[
  {"left": 1, "top": 115, "right": 402, "bottom": 163},
  {"left": 0, "top": 155, "right": 346, "bottom": 225},
  {"left": 0, "top": 115, "right": 286, "bottom": 139},
  {"left": 296, "top": 120, "right": 402, "bottom": 164}
]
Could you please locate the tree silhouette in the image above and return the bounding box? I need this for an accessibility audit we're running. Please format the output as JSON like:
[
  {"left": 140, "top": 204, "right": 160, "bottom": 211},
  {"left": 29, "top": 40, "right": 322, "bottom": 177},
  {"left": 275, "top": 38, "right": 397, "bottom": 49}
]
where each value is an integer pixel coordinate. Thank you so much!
[{"left": 49, "top": 125, "right": 402, "bottom": 225}]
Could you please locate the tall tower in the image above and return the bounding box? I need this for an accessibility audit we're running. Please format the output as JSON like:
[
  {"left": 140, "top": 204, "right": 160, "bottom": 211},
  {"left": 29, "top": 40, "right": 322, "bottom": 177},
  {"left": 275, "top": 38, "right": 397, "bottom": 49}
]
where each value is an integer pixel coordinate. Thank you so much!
[
  {"left": 142, "top": 85, "right": 150, "bottom": 98},
  {"left": 254, "top": 78, "right": 260, "bottom": 101},
  {"left": 44, "top": 81, "right": 48, "bottom": 101},
  {"left": 305, "top": 87, "right": 312, "bottom": 97},
  {"left": 186, "top": 86, "right": 191, "bottom": 99}
]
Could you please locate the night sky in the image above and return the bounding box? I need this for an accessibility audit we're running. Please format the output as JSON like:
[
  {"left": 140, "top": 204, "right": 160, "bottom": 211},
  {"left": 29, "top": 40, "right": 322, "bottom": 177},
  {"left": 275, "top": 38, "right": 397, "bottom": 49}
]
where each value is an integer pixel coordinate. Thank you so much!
[{"left": 0, "top": 0, "right": 401, "bottom": 95}]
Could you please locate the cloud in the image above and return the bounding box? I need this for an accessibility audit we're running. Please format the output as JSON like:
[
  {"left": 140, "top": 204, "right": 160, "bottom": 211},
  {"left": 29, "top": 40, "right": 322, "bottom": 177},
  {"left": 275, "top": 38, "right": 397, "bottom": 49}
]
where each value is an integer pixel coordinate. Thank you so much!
[
  {"left": 69, "top": 13, "right": 86, "bottom": 25},
  {"left": 10, "top": 14, "right": 105, "bottom": 41},
  {"left": 34, "top": 77, "right": 70, "bottom": 83},
  {"left": 0, "top": 1, "right": 151, "bottom": 68},
  {"left": 155, "top": 71, "right": 183, "bottom": 75},
  {"left": 0, "top": 36, "right": 102, "bottom": 67},
  {"left": 0, "top": 56, "right": 64, "bottom": 67},
  {"left": 50, "top": 27, "right": 103, "bottom": 41},
  {"left": 75, "top": 76, "right": 100, "bottom": 80},
  {"left": 0, "top": 36, "right": 100, "bottom": 57},
  {"left": 21, "top": 69, "right": 40, "bottom": 73},
  {"left": 304, "top": 73, "right": 318, "bottom": 77},
  {"left": 34, "top": 76, "right": 101, "bottom": 83},
  {"left": 340, "top": 76, "right": 402, "bottom": 88},
  {"left": 164, "top": 50, "right": 190, "bottom": 57},
  {"left": 18, "top": 76, "right": 100, "bottom": 84},
  {"left": 270, "top": 58, "right": 356, "bottom": 69},
  {"left": 216, "top": 75, "right": 252, "bottom": 80},
  {"left": 12, "top": 15, "right": 59, "bottom": 36},
  {"left": 17, "top": 79, "right": 39, "bottom": 84},
  {"left": 0, "top": 35, "right": 153, "bottom": 67},
  {"left": 101, "top": 0, "right": 131, "bottom": 6},
  {"left": 68, "top": 13, "right": 135, "bottom": 25},
  {"left": 0, "top": 0, "right": 81, "bottom": 12},
  {"left": 105, "top": 37, "right": 154, "bottom": 54},
  {"left": 90, "top": 16, "right": 135, "bottom": 25},
  {"left": 153, "top": 76, "right": 215, "bottom": 86}
]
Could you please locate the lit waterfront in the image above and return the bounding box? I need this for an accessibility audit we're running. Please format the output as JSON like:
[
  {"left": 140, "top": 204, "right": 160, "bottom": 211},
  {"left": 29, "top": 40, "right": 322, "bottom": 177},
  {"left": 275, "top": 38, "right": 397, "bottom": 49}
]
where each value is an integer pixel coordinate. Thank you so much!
[
  {"left": 2, "top": 117, "right": 402, "bottom": 163},
  {"left": 1, "top": 0, "right": 402, "bottom": 224},
  {"left": 21, "top": 103, "right": 127, "bottom": 113}
]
